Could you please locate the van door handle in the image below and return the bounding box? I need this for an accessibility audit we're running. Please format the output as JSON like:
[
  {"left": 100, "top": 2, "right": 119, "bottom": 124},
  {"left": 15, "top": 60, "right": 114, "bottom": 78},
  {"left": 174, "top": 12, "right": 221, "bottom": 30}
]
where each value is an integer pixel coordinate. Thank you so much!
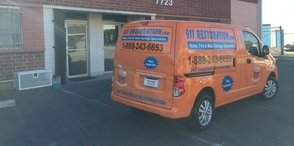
[
  {"left": 247, "top": 58, "right": 252, "bottom": 64},
  {"left": 233, "top": 58, "right": 236, "bottom": 67}
]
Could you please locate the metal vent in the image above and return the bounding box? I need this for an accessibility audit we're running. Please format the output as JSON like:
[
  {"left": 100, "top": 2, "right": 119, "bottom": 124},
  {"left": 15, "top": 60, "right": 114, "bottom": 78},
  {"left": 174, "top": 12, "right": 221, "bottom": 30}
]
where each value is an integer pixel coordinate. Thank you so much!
[{"left": 14, "top": 70, "right": 52, "bottom": 90}]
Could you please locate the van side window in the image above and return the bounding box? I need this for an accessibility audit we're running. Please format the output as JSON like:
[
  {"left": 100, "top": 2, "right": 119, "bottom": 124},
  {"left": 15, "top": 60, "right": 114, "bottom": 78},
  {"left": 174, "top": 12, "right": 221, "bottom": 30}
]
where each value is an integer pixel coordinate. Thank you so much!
[{"left": 242, "top": 31, "right": 260, "bottom": 56}]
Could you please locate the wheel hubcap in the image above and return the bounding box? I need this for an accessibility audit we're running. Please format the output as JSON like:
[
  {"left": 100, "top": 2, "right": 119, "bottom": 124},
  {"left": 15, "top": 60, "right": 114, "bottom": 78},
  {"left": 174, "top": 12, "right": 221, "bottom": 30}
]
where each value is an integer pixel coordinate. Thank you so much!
[
  {"left": 198, "top": 100, "right": 212, "bottom": 126},
  {"left": 264, "top": 80, "right": 277, "bottom": 98}
]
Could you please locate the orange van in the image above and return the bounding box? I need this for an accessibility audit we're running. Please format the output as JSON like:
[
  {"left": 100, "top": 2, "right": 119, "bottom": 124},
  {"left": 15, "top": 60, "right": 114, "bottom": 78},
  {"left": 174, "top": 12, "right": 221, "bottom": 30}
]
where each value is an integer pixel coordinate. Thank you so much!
[{"left": 111, "top": 20, "right": 278, "bottom": 130}]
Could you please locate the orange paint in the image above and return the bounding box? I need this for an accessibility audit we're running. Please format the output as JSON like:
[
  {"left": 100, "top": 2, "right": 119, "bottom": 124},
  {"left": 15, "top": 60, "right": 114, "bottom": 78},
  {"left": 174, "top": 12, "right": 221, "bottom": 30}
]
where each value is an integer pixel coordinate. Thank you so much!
[{"left": 111, "top": 20, "right": 278, "bottom": 119}]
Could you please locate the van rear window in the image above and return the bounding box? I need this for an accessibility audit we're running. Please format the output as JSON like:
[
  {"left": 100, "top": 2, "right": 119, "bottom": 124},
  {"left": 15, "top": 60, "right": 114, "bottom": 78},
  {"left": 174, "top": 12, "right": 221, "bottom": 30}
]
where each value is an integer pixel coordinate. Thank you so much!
[{"left": 120, "top": 27, "right": 172, "bottom": 53}]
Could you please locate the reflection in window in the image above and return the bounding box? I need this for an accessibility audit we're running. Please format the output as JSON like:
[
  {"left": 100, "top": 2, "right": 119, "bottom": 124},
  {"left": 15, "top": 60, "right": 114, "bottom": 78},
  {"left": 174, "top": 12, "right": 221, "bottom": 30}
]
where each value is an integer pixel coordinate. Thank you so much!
[
  {"left": 243, "top": 31, "right": 259, "bottom": 51},
  {"left": 103, "top": 25, "right": 118, "bottom": 47},
  {"left": 0, "top": 7, "right": 22, "bottom": 48},
  {"left": 68, "top": 25, "right": 86, "bottom": 35}
]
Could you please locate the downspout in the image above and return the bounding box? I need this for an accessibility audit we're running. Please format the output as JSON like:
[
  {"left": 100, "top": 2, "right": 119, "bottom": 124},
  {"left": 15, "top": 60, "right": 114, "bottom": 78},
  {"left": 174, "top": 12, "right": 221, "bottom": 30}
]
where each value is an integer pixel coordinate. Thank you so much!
[{"left": 258, "top": 0, "right": 263, "bottom": 38}]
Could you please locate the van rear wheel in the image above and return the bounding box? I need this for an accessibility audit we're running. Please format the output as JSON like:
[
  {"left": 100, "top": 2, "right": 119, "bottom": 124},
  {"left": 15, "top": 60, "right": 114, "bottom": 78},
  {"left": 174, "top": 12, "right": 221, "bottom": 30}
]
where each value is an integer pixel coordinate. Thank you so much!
[
  {"left": 260, "top": 76, "right": 278, "bottom": 100},
  {"left": 189, "top": 93, "right": 214, "bottom": 130}
]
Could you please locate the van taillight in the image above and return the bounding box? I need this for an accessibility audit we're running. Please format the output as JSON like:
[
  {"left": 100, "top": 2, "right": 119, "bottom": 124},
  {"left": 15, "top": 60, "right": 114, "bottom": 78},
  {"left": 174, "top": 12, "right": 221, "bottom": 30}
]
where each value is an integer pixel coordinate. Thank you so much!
[{"left": 173, "top": 76, "right": 185, "bottom": 97}]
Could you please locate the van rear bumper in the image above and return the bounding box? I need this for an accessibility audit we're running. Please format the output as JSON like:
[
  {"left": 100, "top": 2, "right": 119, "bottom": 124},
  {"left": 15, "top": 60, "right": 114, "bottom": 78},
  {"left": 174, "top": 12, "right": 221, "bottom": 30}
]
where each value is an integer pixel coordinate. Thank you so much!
[{"left": 111, "top": 93, "right": 189, "bottom": 119}]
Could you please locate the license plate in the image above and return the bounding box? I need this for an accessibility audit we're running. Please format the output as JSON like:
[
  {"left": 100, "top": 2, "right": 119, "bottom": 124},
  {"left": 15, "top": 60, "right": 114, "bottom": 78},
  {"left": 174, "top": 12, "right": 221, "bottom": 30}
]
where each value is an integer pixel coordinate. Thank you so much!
[{"left": 144, "top": 77, "right": 159, "bottom": 88}]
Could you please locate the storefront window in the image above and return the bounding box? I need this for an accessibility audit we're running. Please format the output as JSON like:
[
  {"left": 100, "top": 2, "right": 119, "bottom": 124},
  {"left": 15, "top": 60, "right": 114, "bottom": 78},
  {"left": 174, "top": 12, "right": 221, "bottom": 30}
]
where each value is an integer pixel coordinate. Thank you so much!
[
  {"left": 103, "top": 25, "right": 118, "bottom": 47},
  {"left": 103, "top": 24, "right": 120, "bottom": 72},
  {"left": 0, "top": 7, "right": 22, "bottom": 48}
]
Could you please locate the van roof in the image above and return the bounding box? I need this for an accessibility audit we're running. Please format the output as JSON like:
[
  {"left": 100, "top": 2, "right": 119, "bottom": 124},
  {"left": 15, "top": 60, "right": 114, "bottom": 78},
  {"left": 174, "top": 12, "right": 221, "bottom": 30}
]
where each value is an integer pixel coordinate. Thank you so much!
[{"left": 126, "top": 20, "right": 251, "bottom": 31}]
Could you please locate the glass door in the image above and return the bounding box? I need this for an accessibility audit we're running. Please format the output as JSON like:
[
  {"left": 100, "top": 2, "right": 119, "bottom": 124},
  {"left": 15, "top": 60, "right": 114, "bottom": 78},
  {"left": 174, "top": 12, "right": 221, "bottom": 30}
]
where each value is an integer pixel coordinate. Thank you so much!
[
  {"left": 103, "top": 24, "right": 122, "bottom": 72},
  {"left": 65, "top": 21, "right": 88, "bottom": 78}
]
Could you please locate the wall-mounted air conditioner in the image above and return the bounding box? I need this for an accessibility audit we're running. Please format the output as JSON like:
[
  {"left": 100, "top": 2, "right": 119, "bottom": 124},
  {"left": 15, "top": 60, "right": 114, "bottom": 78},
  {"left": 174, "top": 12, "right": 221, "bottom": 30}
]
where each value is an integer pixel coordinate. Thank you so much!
[{"left": 14, "top": 70, "right": 52, "bottom": 90}]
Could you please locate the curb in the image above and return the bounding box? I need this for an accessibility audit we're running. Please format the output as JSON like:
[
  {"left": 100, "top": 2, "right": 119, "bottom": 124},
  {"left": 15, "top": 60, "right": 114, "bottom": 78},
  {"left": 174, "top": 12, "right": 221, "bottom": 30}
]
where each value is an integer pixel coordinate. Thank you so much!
[{"left": 65, "top": 74, "right": 112, "bottom": 86}]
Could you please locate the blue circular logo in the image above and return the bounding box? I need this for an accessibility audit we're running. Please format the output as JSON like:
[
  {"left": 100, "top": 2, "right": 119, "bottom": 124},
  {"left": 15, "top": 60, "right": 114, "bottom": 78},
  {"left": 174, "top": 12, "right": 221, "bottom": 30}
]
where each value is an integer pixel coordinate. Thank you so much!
[
  {"left": 222, "top": 75, "right": 233, "bottom": 92},
  {"left": 144, "top": 56, "right": 158, "bottom": 70}
]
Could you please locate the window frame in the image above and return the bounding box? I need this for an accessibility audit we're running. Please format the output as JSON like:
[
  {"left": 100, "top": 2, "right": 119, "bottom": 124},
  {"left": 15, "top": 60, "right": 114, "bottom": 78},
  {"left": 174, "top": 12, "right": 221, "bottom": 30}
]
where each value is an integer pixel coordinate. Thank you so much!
[
  {"left": 102, "top": 21, "right": 124, "bottom": 48},
  {"left": 242, "top": 30, "right": 262, "bottom": 57},
  {"left": 0, "top": 6, "right": 23, "bottom": 49}
]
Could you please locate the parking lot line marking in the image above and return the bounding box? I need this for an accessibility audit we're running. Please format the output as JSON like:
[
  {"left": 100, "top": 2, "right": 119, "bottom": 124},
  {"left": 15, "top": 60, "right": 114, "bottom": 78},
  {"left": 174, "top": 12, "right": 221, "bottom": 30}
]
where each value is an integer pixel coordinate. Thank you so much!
[
  {"left": 61, "top": 89, "right": 114, "bottom": 109},
  {"left": 180, "top": 131, "right": 223, "bottom": 146},
  {"left": 163, "top": 120, "right": 223, "bottom": 146},
  {"left": 47, "top": 142, "right": 57, "bottom": 146},
  {"left": 190, "top": 136, "right": 222, "bottom": 146},
  {"left": 0, "top": 99, "right": 16, "bottom": 109}
]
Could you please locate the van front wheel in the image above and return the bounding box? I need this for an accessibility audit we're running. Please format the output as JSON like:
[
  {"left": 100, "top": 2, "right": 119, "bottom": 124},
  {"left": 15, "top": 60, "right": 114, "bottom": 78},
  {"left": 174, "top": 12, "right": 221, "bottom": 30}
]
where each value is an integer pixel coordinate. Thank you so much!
[
  {"left": 190, "top": 93, "right": 214, "bottom": 130},
  {"left": 261, "top": 76, "right": 278, "bottom": 100}
]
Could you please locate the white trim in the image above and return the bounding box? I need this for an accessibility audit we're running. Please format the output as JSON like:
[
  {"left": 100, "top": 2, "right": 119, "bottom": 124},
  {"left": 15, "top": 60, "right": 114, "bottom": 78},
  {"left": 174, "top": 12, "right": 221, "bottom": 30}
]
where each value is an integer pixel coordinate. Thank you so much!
[
  {"left": 65, "top": 20, "right": 88, "bottom": 25},
  {"left": 258, "top": 0, "right": 262, "bottom": 38},
  {"left": 88, "top": 13, "right": 104, "bottom": 76},
  {"left": 0, "top": 80, "right": 14, "bottom": 83},
  {"left": 104, "top": 71, "right": 113, "bottom": 74},
  {"left": 14, "top": 70, "right": 52, "bottom": 90},
  {"left": 43, "top": 5, "right": 156, "bottom": 16},
  {"left": 0, "top": 5, "right": 20, "bottom": 9},
  {"left": 43, "top": 8, "right": 55, "bottom": 75},
  {"left": 102, "top": 21, "right": 124, "bottom": 25}
]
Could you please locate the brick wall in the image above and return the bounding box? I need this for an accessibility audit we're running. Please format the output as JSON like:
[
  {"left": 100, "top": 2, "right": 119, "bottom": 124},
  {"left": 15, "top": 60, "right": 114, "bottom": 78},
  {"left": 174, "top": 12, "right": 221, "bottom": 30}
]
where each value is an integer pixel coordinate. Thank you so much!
[
  {"left": 198, "top": 0, "right": 230, "bottom": 19},
  {"left": 0, "top": 0, "right": 231, "bottom": 21},
  {"left": 0, "top": 0, "right": 233, "bottom": 81},
  {"left": 22, "top": 7, "right": 45, "bottom": 51},
  {"left": 0, "top": 5, "right": 45, "bottom": 81},
  {"left": 0, "top": 51, "right": 44, "bottom": 80},
  {"left": 43, "top": 0, "right": 230, "bottom": 19}
]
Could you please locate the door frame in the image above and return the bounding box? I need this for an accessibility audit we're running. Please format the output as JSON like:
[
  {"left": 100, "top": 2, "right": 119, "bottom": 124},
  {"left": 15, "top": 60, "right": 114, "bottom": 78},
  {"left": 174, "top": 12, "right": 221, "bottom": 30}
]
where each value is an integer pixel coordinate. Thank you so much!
[
  {"left": 102, "top": 21, "right": 124, "bottom": 73},
  {"left": 65, "top": 20, "right": 89, "bottom": 79}
]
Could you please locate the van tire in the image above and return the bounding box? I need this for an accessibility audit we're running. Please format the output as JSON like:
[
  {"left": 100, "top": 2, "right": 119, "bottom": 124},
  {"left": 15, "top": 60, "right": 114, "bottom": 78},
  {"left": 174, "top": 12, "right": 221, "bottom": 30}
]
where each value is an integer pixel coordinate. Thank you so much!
[
  {"left": 189, "top": 92, "right": 214, "bottom": 130},
  {"left": 260, "top": 76, "right": 278, "bottom": 100}
]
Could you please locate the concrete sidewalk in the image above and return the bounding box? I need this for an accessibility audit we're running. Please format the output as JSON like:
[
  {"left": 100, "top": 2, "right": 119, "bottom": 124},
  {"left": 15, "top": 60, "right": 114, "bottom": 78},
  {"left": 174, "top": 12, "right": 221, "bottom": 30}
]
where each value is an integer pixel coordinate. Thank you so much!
[
  {"left": 0, "top": 73, "right": 112, "bottom": 93},
  {"left": 270, "top": 47, "right": 294, "bottom": 57}
]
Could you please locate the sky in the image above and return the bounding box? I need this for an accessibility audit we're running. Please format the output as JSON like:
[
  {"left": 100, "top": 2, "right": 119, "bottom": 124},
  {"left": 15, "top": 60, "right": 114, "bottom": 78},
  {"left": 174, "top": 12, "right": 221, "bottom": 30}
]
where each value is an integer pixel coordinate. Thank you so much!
[{"left": 263, "top": 0, "right": 294, "bottom": 44}]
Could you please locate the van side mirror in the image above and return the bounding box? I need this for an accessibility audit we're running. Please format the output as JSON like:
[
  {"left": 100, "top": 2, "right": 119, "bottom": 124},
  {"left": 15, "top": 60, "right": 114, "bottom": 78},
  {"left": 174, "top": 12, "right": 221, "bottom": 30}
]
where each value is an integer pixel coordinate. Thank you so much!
[
  {"left": 263, "top": 45, "right": 270, "bottom": 55},
  {"left": 248, "top": 47, "right": 259, "bottom": 56}
]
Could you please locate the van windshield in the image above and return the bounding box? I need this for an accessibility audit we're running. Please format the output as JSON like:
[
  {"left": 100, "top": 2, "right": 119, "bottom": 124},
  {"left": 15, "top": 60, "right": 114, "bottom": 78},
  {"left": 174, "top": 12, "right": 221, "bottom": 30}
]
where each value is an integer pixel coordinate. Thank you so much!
[{"left": 119, "top": 26, "right": 172, "bottom": 53}]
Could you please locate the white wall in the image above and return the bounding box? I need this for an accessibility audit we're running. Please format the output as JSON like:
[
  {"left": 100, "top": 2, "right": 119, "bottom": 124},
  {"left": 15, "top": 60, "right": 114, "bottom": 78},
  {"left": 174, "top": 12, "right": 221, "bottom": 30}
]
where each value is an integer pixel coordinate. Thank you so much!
[
  {"left": 43, "top": 8, "right": 55, "bottom": 74},
  {"left": 231, "top": 0, "right": 259, "bottom": 34},
  {"left": 43, "top": 9, "right": 105, "bottom": 77},
  {"left": 89, "top": 13, "right": 104, "bottom": 76}
]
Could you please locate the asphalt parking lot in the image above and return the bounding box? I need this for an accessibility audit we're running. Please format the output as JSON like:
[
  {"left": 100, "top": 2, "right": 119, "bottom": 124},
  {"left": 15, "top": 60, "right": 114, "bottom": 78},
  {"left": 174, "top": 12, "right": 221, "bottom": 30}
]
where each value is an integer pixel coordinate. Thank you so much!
[{"left": 0, "top": 56, "right": 293, "bottom": 146}]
